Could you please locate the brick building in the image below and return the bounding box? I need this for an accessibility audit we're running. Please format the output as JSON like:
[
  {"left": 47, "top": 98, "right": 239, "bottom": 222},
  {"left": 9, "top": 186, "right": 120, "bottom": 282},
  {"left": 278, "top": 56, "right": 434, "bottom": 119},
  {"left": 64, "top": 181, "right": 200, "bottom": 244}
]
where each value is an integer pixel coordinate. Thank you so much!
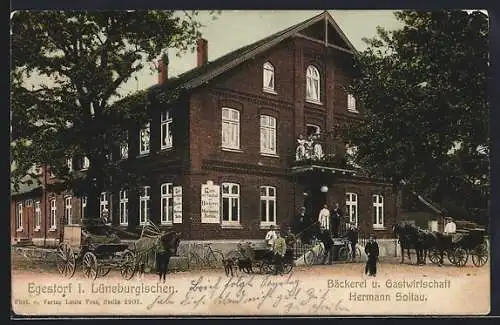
[{"left": 11, "top": 11, "right": 401, "bottom": 246}]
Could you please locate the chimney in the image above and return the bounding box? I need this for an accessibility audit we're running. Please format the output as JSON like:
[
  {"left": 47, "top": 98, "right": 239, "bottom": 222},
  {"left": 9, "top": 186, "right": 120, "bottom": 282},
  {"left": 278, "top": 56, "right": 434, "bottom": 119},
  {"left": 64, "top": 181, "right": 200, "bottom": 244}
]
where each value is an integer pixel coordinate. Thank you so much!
[
  {"left": 197, "top": 38, "right": 208, "bottom": 67},
  {"left": 157, "top": 52, "right": 169, "bottom": 85}
]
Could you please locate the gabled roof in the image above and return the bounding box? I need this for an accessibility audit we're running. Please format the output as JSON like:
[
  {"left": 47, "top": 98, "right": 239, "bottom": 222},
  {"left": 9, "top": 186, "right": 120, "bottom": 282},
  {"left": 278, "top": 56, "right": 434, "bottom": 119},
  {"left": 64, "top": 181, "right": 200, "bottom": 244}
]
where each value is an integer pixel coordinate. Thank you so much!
[{"left": 157, "top": 11, "right": 357, "bottom": 92}]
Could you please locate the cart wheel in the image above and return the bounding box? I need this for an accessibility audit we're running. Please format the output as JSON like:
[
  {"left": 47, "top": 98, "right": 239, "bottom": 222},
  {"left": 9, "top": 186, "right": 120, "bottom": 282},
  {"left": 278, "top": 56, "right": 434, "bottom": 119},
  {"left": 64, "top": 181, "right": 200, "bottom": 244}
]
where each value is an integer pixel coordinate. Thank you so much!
[
  {"left": 261, "top": 261, "right": 274, "bottom": 274},
  {"left": 428, "top": 249, "right": 442, "bottom": 265},
  {"left": 453, "top": 247, "right": 468, "bottom": 267},
  {"left": 338, "top": 247, "right": 349, "bottom": 262},
  {"left": 82, "top": 252, "right": 98, "bottom": 280},
  {"left": 304, "top": 249, "right": 316, "bottom": 266},
  {"left": 471, "top": 243, "right": 488, "bottom": 267},
  {"left": 120, "top": 251, "right": 136, "bottom": 280},
  {"left": 56, "top": 242, "right": 76, "bottom": 278},
  {"left": 447, "top": 249, "right": 456, "bottom": 265}
]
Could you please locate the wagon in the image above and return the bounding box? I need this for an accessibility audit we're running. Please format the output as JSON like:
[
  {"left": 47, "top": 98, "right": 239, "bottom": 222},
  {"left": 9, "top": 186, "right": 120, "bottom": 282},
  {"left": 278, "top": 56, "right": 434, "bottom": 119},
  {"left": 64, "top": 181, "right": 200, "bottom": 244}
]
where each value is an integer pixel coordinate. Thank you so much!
[
  {"left": 428, "top": 228, "right": 489, "bottom": 267},
  {"left": 253, "top": 247, "right": 294, "bottom": 274},
  {"left": 56, "top": 224, "right": 136, "bottom": 280}
]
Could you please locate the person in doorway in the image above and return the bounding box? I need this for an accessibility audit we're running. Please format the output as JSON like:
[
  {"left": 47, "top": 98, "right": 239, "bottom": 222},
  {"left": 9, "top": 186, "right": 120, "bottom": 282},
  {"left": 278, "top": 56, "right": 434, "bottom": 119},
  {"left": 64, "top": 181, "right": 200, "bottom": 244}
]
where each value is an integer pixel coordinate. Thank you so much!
[
  {"left": 364, "top": 234, "right": 379, "bottom": 276},
  {"left": 273, "top": 231, "right": 287, "bottom": 275},
  {"left": 265, "top": 225, "right": 278, "bottom": 250},
  {"left": 346, "top": 222, "right": 359, "bottom": 261},
  {"left": 318, "top": 204, "right": 330, "bottom": 231},
  {"left": 330, "top": 203, "right": 342, "bottom": 237},
  {"left": 319, "top": 226, "right": 334, "bottom": 265}
]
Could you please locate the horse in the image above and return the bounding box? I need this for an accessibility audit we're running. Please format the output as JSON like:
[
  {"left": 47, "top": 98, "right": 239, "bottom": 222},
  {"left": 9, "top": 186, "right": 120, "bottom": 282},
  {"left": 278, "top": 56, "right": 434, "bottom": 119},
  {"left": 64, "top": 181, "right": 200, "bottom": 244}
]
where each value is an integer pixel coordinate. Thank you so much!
[
  {"left": 133, "top": 231, "right": 181, "bottom": 282},
  {"left": 394, "top": 222, "right": 444, "bottom": 265},
  {"left": 393, "top": 223, "right": 415, "bottom": 264}
]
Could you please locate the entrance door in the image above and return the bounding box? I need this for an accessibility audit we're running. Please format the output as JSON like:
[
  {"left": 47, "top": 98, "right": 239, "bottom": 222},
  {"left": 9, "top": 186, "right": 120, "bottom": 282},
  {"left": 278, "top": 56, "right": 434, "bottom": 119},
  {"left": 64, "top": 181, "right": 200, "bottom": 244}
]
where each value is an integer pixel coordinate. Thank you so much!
[{"left": 304, "top": 187, "right": 327, "bottom": 222}]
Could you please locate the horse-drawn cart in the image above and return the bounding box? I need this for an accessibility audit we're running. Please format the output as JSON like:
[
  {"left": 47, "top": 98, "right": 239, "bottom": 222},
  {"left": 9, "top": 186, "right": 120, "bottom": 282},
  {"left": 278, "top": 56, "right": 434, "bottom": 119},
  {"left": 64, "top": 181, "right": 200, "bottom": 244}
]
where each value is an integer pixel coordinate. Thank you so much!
[
  {"left": 56, "top": 224, "right": 136, "bottom": 280},
  {"left": 428, "top": 228, "right": 488, "bottom": 267}
]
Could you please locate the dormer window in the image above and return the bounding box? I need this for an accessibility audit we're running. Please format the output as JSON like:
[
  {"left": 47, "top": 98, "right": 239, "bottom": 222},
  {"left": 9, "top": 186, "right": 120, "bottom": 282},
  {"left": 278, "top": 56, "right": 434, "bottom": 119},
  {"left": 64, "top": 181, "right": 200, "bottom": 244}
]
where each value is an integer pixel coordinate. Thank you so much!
[
  {"left": 306, "top": 65, "right": 321, "bottom": 103},
  {"left": 347, "top": 94, "right": 358, "bottom": 113},
  {"left": 263, "top": 62, "right": 276, "bottom": 93}
]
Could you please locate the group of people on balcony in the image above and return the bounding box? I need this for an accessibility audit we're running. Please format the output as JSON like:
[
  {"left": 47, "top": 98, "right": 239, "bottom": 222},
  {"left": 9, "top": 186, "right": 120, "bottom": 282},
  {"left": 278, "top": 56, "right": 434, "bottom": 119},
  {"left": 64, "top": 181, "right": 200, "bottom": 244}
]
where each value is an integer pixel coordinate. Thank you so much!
[{"left": 296, "top": 133, "right": 324, "bottom": 161}]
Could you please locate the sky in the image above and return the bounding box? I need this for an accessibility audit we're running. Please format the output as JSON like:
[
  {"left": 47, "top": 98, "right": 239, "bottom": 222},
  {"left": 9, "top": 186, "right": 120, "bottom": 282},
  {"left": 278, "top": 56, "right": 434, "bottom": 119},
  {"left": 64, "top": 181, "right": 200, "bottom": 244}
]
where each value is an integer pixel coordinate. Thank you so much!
[{"left": 118, "top": 10, "right": 404, "bottom": 96}]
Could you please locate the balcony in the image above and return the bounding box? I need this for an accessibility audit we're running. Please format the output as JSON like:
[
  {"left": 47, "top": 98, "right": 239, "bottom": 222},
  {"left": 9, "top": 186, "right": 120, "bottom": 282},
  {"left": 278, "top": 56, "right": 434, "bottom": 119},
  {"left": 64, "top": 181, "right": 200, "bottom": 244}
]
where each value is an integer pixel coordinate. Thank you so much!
[{"left": 289, "top": 132, "right": 357, "bottom": 178}]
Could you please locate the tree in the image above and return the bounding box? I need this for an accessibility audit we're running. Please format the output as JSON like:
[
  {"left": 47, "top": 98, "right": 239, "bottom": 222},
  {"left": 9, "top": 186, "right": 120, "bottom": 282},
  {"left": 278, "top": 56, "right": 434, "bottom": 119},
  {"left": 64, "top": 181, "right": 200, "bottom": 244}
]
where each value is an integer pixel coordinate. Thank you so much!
[
  {"left": 343, "top": 10, "right": 489, "bottom": 221},
  {"left": 11, "top": 10, "right": 217, "bottom": 221}
]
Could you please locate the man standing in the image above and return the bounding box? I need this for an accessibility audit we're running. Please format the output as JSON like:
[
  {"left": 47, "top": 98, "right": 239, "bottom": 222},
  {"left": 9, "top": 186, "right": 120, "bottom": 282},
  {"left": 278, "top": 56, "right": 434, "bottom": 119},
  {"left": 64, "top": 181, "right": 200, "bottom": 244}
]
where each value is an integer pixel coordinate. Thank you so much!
[
  {"left": 318, "top": 204, "right": 330, "bottom": 231},
  {"left": 346, "top": 222, "right": 359, "bottom": 261},
  {"left": 330, "top": 203, "right": 342, "bottom": 237},
  {"left": 444, "top": 217, "right": 457, "bottom": 234},
  {"left": 273, "top": 232, "right": 287, "bottom": 275},
  {"left": 265, "top": 225, "right": 277, "bottom": 250},
  {"left": 364, "top": 234, "right": 379, "bottom": 276},
  {"left": 319, "top": 227, "right": 334, "bottom": 265}
]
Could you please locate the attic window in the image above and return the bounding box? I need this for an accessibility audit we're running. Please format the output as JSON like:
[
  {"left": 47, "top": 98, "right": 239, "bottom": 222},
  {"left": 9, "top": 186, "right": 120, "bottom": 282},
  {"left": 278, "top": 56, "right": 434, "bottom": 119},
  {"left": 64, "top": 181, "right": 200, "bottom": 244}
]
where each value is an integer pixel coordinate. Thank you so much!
[{"left": 263, "top": 62, "right": 276, "bottom": 93}]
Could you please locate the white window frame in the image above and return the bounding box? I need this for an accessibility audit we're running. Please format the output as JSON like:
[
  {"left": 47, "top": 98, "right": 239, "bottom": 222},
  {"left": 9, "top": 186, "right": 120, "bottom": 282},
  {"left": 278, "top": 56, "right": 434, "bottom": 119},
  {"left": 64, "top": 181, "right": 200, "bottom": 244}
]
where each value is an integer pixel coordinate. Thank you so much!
[
  {"left": 139, "top": 123, "right": 151, "bottom": 155},
  {"left": 16, "top": 202, "right": 23, "bottom": 231},
  {"left": 65, "top": 196, "right": 73, "bottom": 225},
  {"left": 260, "top": 186, "right": 276, "bottom": 226},
  {"left": 100, "top": 192, "right": 110, "bottom": 223},
  {"left": 81, "top": 196, "right": 87, "bottom": 220},
  {"left": 263, "top": 61, "right": 276, "bottom": 93},
  {"left": 139, "top": 186, "right": 151, "bottom": 225},
  {"left": 81, "top": 156, "right": 90, "bottom": 170},
  {"left": 373, "top": 194, "right": 384, "bottom": 228},
  {"left": 34, "top": 200, "right": 41, "bottom": 231},
  {"left": 221, "top": 183, "right": 240, "bottom": 225},
  {"left": 260, "top": 115, "right": 277, "bottom": 155},
  {"left": 49, "top": 199, "right": 57, "bottom": 230},
  {"left": 347, "top": 94, "right": 358, "bottom": 113},
  {"left": 120, "top": 132, "right": 129, "bottom": 159},
  {"left": 119, "top": 190, "right": 128, "bottom": 226},
  {"left": 161, "top": 110, "right": 173, "bottom": 150},
  {"left": 160, "top": 183, "right": 174, "bottom": 225},
  {"left": 345, "top": 192, "right": 358, "bottom": 227},
  {"left": 221, "top": 107, "right": 240, "bottom": 150},
  {"left": 306, "top": 65, "right": 321, "bottom": 103}
]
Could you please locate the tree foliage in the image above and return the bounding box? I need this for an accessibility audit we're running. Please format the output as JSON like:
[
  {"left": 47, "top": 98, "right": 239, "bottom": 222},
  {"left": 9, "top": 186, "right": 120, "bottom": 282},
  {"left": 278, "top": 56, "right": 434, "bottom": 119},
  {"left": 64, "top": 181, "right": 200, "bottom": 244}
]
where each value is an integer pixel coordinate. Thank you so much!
[
  {"left": 11, "top": 10, "right": 217, "bottom": 218},
  {"left": 343, "top": 10, "right": 489, "bottom": 220}
]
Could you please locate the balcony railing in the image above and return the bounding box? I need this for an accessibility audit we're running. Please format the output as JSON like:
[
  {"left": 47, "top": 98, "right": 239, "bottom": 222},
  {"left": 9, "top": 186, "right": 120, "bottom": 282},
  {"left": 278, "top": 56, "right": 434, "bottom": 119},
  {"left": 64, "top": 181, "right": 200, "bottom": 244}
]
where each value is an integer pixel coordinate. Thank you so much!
[{"left": 293, "top": 132, "right": 344, "bottom": 168}]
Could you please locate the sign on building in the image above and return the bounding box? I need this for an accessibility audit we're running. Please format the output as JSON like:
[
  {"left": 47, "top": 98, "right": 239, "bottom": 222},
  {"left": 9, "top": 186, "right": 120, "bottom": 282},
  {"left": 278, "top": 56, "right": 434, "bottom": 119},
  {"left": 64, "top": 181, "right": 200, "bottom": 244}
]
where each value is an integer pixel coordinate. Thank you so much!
[
  {"left": 173, "top": 186, "right": 183, "bottom": 224},
  {"left": 201, "top": 180, "right": 220, "bottom": 223}
]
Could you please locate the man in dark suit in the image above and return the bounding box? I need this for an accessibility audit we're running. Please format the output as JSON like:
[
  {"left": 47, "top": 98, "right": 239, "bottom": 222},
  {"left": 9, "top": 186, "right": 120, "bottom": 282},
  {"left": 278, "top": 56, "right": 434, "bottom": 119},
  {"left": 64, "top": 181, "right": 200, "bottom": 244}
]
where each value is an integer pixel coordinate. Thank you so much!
[
  {"left": 364, "top": 234, "right": 380, "bottom": 276},
  {"left": 345, "top": 222, "right": 359, "bottom": 261},
  {"left": 330, "top": 203, "right": 342, "bottom": 237},
  {"left": 318, "top": 227, "right": 334, "bottom": 264}
]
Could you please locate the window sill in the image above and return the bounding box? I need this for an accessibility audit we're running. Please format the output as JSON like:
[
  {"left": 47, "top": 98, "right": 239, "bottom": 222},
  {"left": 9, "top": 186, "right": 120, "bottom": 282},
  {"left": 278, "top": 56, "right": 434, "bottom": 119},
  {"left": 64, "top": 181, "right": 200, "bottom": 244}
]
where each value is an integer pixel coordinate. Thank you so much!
[
  {"left": 263, "top": 88, "right": 278, "bottom": 95},
  {"left": 49, "top": 227, "right": 57, "bottom": 232},
  {"left": 119, "top": 223, "right": 128, "bottom": 227},
  {"left": 160, "top": 146, "right": 174, "bottom": 152},
  {"left": 221, "top": 224, "right": 243, "bottom": 229},
  {"left": 260, "top": 223, "right": 277, "bottom": 230},
  {"left": 347, "top": 109, "right": 360, "bottom": 114},
  {"left": 137, "top": 153, "right": 150, "bottom": 158},
  {"left": 16, "top": 227, "right": 24, "bottom": 232},
  {"left": 373, "top": 226, "right": 386, "bottom": 231},
  {"left": 260, "top": 152, "right": 279, "bottom": 158},
  {"left": 80, "top": 168, "right": 89, "bottom": 171},
  {"left": 160, "top": 222, "right": 173, "bottom": 227},
  {"left": 221, "top": 147, "right": 243, "bottom": 153},
  {"left": 305, "top": 99, "right": 323, "bottom": 106},
  {"left": 34, "top": 227, "right": 40, "bottom": 232}
]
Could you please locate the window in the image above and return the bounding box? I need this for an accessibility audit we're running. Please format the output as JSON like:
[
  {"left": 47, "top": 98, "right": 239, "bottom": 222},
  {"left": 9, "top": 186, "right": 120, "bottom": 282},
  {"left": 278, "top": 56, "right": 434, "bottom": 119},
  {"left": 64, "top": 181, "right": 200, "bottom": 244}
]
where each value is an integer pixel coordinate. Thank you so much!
[
  {"left": 260, "top": 186, "right": 276, "bottom": 225},
  {"left": 346, "top": 144, "right": 361, "bottom": 168},
  {"left": 67, "top": 157, "right": 73, "bottom": 172},
  {"left": 221, "top": 183, "right": 240, "bottom": 225},
  {"left": 221, "top": 108, "right": 240, "bottom": 150},
  {"left": 139, "top": 186, "right": 151, "bottom": 225},
  {"left": 50, "top": 199, "right": 57, "bottom": 229},
  {"left": 100, "top": 192, "right": 110, "bottom": 223},
  {"left": 65, "top": 196, "right": 73, "bottom": 225},
  {"left": 345, "top": 192, "right": 358, "bottom": 227},
  {"left": 161, "top": 110, "right": 173, "bottom": 150},
  {"left": 306, "top": 65, "right": 321, "bottom": 102},
  {"left": 16, "top": 202, "right": 23, "bottom": 230},
  {"left": 260, "top": 115, "right": 277, "bottom": 155},
  {"left": 347, "top": 94, "right": 358, "bottom": 112},
  {"left": 139, "top": 123, "right": 150, "bottom": 155},
  {"left": 119, "top": 190, "right": 128, "bottom": 225},
  {"left": 263, "top": 62, "right": 275, "bottom": 92},
  {"left": 34, "top": 200, "right": 41, "bottom": 230},
  {"left": 373, "top": 194, "right": 384, "bottom": 228},
  {"left": 81, "top": 196, "right": 87, "bottom": 219},
  {"left": 120, "top": 132, "right": 129, "bottom": 159},
  {"left": 161, "top": 183, "right": 174, "bottom": 224},
  {"left": 81, "top": 156, "right": 90, "bottom": 170}
]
